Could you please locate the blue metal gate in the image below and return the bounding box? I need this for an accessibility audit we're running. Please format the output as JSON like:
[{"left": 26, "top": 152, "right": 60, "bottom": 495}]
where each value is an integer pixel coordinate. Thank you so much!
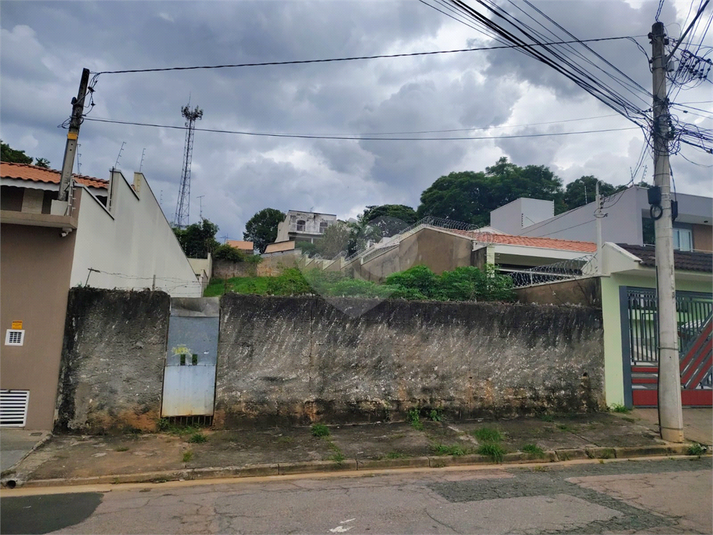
[{"left": 161, "top": 297, "right": 219, "bottom": 417}]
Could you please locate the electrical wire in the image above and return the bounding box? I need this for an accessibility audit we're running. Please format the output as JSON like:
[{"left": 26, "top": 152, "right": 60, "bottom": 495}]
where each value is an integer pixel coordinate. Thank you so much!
[
  {"left": 81, "top": 116, "right": 638, "bottom": 141},
  {"left": 93, "top": 35, "right": 647, "bottom": 76}
]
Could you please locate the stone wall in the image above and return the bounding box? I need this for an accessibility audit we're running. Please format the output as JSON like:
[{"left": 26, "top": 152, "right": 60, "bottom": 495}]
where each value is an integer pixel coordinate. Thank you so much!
[
  {"left": 55, "top": 288, "right": 170, "bottom": 433},
  {"left": 212, "top": 259, "right": 257, "bottom": 279},
  {"left": 215, "top": 295, "right": 605, "bottom": 427}
]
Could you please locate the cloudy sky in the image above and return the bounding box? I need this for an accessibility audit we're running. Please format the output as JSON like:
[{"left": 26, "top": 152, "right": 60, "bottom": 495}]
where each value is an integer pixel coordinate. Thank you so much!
[{"left": 1, "top": 0, "right": 711, "bottom": 240}]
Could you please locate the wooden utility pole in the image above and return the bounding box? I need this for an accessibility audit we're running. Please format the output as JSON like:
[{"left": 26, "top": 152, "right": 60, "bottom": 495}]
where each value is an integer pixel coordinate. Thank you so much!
[
  {"left": 58, "top": 68, "right": 90, "bottom": 202},
  {"left": 650, "top": 21, "right": 683, "bottom": 443}
]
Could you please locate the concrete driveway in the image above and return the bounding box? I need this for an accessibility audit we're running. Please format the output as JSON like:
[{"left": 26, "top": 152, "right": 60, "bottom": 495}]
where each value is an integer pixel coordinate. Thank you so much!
[{"left": 1, "top": 430, "right": 50, "bottom": 475}]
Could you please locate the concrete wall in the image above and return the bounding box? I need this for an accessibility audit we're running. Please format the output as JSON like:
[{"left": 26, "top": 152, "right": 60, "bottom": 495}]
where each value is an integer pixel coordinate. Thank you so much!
[
  {"left": 515, "top": 277, "right": 601, "bottom": 307},
  {"left": 215, "top": 295, "right": 605, "bottom": 426},
  {"left": 70, "top": 172, "right": 201, "bottom": 297},
  {"left": 351, "top": 227, "right": 473, "bottom": 282},
  {"left": 212, "top": 259, "right": 257, "bottom": 279},
  {"left": 490, "top": 198, "right": 554, "bottom": 235},
  {"left": 0, "top": 224, "right": 77, "bottom": 430},
  {"left": 256, "top": 251, "right": 301, "bottom": 277},
  {"left": 55, "top": 288, "right": 170, "bottom": 433}
]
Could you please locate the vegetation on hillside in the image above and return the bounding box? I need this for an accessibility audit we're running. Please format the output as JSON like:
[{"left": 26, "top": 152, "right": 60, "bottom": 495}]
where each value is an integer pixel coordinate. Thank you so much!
[{"left": 205, "top": 265, "right": 515, "bottom": 302}]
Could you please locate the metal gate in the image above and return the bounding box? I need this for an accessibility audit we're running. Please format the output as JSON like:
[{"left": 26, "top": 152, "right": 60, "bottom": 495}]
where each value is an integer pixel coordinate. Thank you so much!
[
  {"left": 622, "top": 287, "right": 712, "bottom": 407},
  {"left": 161, "top": 297, "right": 219, "bottom": 418}
]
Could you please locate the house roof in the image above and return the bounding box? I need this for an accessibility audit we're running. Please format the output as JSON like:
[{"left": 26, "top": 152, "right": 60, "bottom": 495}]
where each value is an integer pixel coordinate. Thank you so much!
[
  {"left": 0, "top": 161, "right": 109, "bottom": 189},
  {"left": 617, "top": 243, "right": 713, "bottom": 273},
  {"left": 448, "top": 228, "right": 597, "bottom": 253},
  {"left": 226, "top": 240, "right": 254, "bottom": 251}
]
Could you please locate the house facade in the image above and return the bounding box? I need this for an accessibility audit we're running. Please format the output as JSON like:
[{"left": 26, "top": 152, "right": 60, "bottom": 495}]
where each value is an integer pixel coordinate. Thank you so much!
[
  {"left": 1, "top": 162, "right": 200, "bottom": 429},
  {"left": 493, "top": 187, "right": 712, "bottom": 252},
  {"left": 275, "top": 210, "right": 337, "bottom": 244}
]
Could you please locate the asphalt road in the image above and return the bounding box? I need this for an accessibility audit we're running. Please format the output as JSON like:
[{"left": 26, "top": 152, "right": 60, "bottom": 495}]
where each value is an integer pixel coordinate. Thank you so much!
[{"left": 1, "top": 458, "right": 711, "bottom": 534}]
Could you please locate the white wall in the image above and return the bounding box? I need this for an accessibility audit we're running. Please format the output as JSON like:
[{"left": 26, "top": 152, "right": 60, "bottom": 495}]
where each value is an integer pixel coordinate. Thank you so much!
[
  {"left": 490, "top": 198, "right": 554, "bottom": 235},
  {"left": 70, "top": 170, "right": 202, "bottom": 297},
  {"left": 276, "top": 211, "right": 337, "bottom": 241}
]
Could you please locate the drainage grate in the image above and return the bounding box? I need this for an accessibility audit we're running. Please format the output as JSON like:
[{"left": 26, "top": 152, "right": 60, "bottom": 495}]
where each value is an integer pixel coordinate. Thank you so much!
[
  {"left": 0, "top": 390, "right": 30, "bottom": 427},
  {"left": 163, "top": 415, "right": 213, "bottom": 428}
]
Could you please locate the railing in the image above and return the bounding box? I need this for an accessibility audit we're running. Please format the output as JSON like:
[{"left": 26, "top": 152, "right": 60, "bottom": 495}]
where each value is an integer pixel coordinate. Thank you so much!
[{"left": 508, "top": 255, "right": 596, "bottom": 289}]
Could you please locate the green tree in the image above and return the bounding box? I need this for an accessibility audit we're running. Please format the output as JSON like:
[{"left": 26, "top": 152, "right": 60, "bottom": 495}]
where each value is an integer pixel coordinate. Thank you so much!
[
  {"left": 416, "top": 157, "right": 566, "bottom": 226},
  {"left": 563, "top": 176, "right": 625, "bottom": 210},
  {"left": 173, "top": 219, "right": 219, "bottom": 258},
  {"left": 34, "top": 157, "right": 51, "bottom": 169},
  {"left": 359, "top": 204, "right": 418, "bottom": 238},
  {"left": 315, "top": 222, "right": 353, "bottom": 258},
  {"left": 1, "top": 141, "right": 33, "bottom": 164},
  {"left": 244, "top": 208, "right": 285, "bottom": 253}
]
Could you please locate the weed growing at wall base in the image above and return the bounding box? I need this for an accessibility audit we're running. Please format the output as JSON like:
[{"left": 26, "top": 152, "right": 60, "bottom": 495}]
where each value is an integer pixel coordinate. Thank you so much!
[
  {"left": 477, "top": 443, "right": 506, "bottom": 463},
  {"left": 311, "top": 423, "right": 330, "bottom": 437}
]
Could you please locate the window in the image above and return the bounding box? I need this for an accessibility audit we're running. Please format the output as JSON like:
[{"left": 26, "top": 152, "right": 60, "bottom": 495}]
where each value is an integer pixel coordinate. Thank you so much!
[
  {"left": 319, "top": 221, "right": 329, "bottom": 233},
  {"left": 5, "top": 330, "right": 24, "bottom": 346},
  {"left": 296, "top": 220, "right": 306, "bottom": 232},
  {"left": 673, "top": 228, "right": 692, "bottom": 251}
]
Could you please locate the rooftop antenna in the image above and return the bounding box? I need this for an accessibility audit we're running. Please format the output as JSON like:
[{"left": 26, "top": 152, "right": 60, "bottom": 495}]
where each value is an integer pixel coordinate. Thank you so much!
[
  {"left": 173, "top": 100, "right": 203, "bottom": 228},
  {"left": 139, "top": 148, "right": 146, "bottom": 173},
  {"left": 197, "top": 195, "right": 205, "bottom": 220},
  {"left": 220, "top": 234, "right": 229, "bottom": 243},
  {"left": 114, "top": 141, "right": 126, "bottom": 170}
]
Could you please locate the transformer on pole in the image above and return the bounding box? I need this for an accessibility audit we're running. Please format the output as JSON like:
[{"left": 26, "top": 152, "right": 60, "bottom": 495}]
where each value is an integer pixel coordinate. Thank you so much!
[{"left": 173, "top": 103, "right": 203, "bottom": 228}]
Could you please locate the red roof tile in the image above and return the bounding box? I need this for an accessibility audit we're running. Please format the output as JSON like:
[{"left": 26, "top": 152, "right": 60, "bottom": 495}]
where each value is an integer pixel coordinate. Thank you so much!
[
  {"left": 447, "top": 228, "right": 597, "bottom": 253},
  {"left": 0, "top": 161, "right": 108, "bottom": 189}
]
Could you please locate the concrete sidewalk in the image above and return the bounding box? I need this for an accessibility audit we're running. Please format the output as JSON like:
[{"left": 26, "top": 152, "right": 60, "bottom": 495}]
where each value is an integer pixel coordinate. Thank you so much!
[
  {"left": 2, "top": 411, "right": 707, "bottom": 489},
  {"left": 633, "top": 408, "right": 712, "bottom": 446},
  {"left": 1, "top": 430, "right": 51, "bottom": 475}
]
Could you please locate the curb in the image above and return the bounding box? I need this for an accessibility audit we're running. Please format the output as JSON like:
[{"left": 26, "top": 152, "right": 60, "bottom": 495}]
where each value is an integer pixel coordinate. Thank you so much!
[{"left": 6, "top": 444, "right": 708, "bottom": 489}]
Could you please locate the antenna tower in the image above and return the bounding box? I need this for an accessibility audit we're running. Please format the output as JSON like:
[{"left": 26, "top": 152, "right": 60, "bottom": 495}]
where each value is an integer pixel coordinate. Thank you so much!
[{"left": 173, "top": 103, "right": 203, "bottom": 228}]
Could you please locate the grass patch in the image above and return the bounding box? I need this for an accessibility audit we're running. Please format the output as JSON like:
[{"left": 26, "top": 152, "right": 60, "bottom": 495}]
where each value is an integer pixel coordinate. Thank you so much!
[
  {"left": 688, "top": 443, "right": 708, "bottom": 456},
  {"left": 276, "top": 436, "right": 294, "bottom": 444},
  {"left": 311, "top": 424, "right": 330, "bottom": 437},
  {"left": 609, "top": 403, "right": 631, "bottom": 413},
  {"left": 189, "top": 432, "right": 208, "bottom": 443},
  {"left": 538, "top": 414, "right": 555, "bottom": 422},
  {"left": 601, "top": 448, "right": 615, "bottom": 459},
  {"left": 473, "top": 427, "right": 503, "bottom": 443},
  {"left": 430, "top": 443, "right": 467, "bottom": 456},
  {"left": 408, "top": 408, "right": 424, "bottom": 431},
  {"left": 477, "top": 443, "right": 506, "bottom": 463},
  {"left": 325, "top": 440, "right": 345, "bottom": 464},
  {"left": 386, "top": 451, "right": 406, "bottom": 459},
  {"left": 115, "top": 446, "right": 130, "bottom": 452},
  {"left": 182, "top": 450, "right": 193, "bottom": 463},
  {"left": 522, "top": 444, "right": 545, "bottom": 458},
  {"left": 556, "top": 424, "right": 573, "bottom": 432},
  {"left": 157, "top": 418, "right": 202, "bottom": 436}
]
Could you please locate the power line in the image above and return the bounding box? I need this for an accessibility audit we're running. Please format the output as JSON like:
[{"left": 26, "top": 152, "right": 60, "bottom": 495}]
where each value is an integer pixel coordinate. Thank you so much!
[
  {"left": 82, "top": 116, "right": 638, "bottom": 141},
  {"left": 93, "top": 35, "right": 646, "bottom": 76}
]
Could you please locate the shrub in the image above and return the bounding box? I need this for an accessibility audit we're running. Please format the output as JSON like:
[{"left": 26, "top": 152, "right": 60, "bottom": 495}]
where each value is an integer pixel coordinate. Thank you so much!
[
  {"left": 407, "top": 408, "right": 424, "bottom": 430},
  {"left": 213, "top": 243, "right": 246, "bottom": 262},
  {"left": 688, "top": 443, "right": 707, "bottom": 456},
  {"left": 311, "top": 424, "right": 330, "bottom": 437},
  {"left": 522, "top": 444, "right": 545, "bottom": 458},
  {"left": 385, "top": 266, "right": 440, "bottom": 298}
]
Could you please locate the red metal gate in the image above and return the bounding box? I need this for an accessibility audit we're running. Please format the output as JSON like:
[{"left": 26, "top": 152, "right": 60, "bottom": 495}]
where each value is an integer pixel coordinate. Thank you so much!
[{"left": 623, "top": 288, "right": 712, "bottom": 407}]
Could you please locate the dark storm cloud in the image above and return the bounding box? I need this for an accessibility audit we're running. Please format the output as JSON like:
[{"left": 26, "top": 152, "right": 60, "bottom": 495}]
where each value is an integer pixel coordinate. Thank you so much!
[{"left": 1, "top": 0, "right": 710, "bottom": 240}]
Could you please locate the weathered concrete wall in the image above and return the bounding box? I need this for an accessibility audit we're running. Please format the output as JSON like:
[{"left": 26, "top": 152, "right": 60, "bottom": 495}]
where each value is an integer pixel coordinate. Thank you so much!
[
  {"left": 215, "top": 295, "right": 605, "bottom": 427},
  {"left": 515, "top": 277, "right": 601, "bottom": 307},
  {"left": 256, "top": 252, "right": 300, "bottom": 277},
  {"left": 212, "top": 259, "right": 257, "bottom": 279},
  {"left": 55, "top": 288, "right": 170, "bottom": 433}
]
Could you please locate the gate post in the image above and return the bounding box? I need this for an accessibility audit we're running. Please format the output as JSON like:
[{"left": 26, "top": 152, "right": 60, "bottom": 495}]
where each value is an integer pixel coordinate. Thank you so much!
[{"left": 619, "top": 286, "right": 633, "bottom": 408}]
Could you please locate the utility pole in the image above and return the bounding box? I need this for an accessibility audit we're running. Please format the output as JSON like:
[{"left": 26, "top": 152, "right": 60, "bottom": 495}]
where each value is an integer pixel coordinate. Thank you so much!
[
  {"left": 197, "top": 195, "right": 205, "bottom": 220},
  {"left": 58, "top": 68, "right": 90, "bottom": 202},
  {"left": 650, "top": 21, "right": 683, "bottom": 443},
  {"left": 595, "top": 181, "right": 603, "bottom": 251}
]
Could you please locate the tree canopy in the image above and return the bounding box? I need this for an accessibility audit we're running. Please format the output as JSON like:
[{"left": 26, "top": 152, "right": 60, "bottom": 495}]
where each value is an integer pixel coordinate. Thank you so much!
[
  {"left": 563, "top": 175, "right": 626, "bottom": 210},
  {"left": 173, "top": 219, "right": 219, "bottom": 258},
  {"left": 359, "top": 204, "right": 418, "bottom": 238},
  {"left": 416, "top": 158, "right": 566, "bottom": 226},
  {"left": 315, "top": 222, "right": 354, "bottom": 258},
  {"left": 1, "top": 140, "right": 50, "bottom": 168},
  {"left": 244, "top": 208, "right": 285, "bottom": 253}
]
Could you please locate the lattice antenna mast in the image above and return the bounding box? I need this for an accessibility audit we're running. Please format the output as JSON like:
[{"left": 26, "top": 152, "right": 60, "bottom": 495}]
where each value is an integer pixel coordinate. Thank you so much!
[{"left": 173, "top": 104, "right": 203, "bottom": 228}]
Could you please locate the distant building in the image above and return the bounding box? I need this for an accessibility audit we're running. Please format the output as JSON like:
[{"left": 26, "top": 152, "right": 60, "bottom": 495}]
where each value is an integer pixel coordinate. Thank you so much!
[
  {"left": 226, "top": 239, "right": 254, "bottom": 255},
  {"left": 275, "top": 210, "right": 337, "bottom": 244},
  {"left": 490, "top": 187, "right": 712, "bottom": 253}
]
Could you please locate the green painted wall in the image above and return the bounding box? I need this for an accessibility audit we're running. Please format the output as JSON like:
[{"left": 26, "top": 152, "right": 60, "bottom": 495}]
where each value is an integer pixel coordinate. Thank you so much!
[{"left": 601, "top": 272, "right": 712, "bottom": 407}]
